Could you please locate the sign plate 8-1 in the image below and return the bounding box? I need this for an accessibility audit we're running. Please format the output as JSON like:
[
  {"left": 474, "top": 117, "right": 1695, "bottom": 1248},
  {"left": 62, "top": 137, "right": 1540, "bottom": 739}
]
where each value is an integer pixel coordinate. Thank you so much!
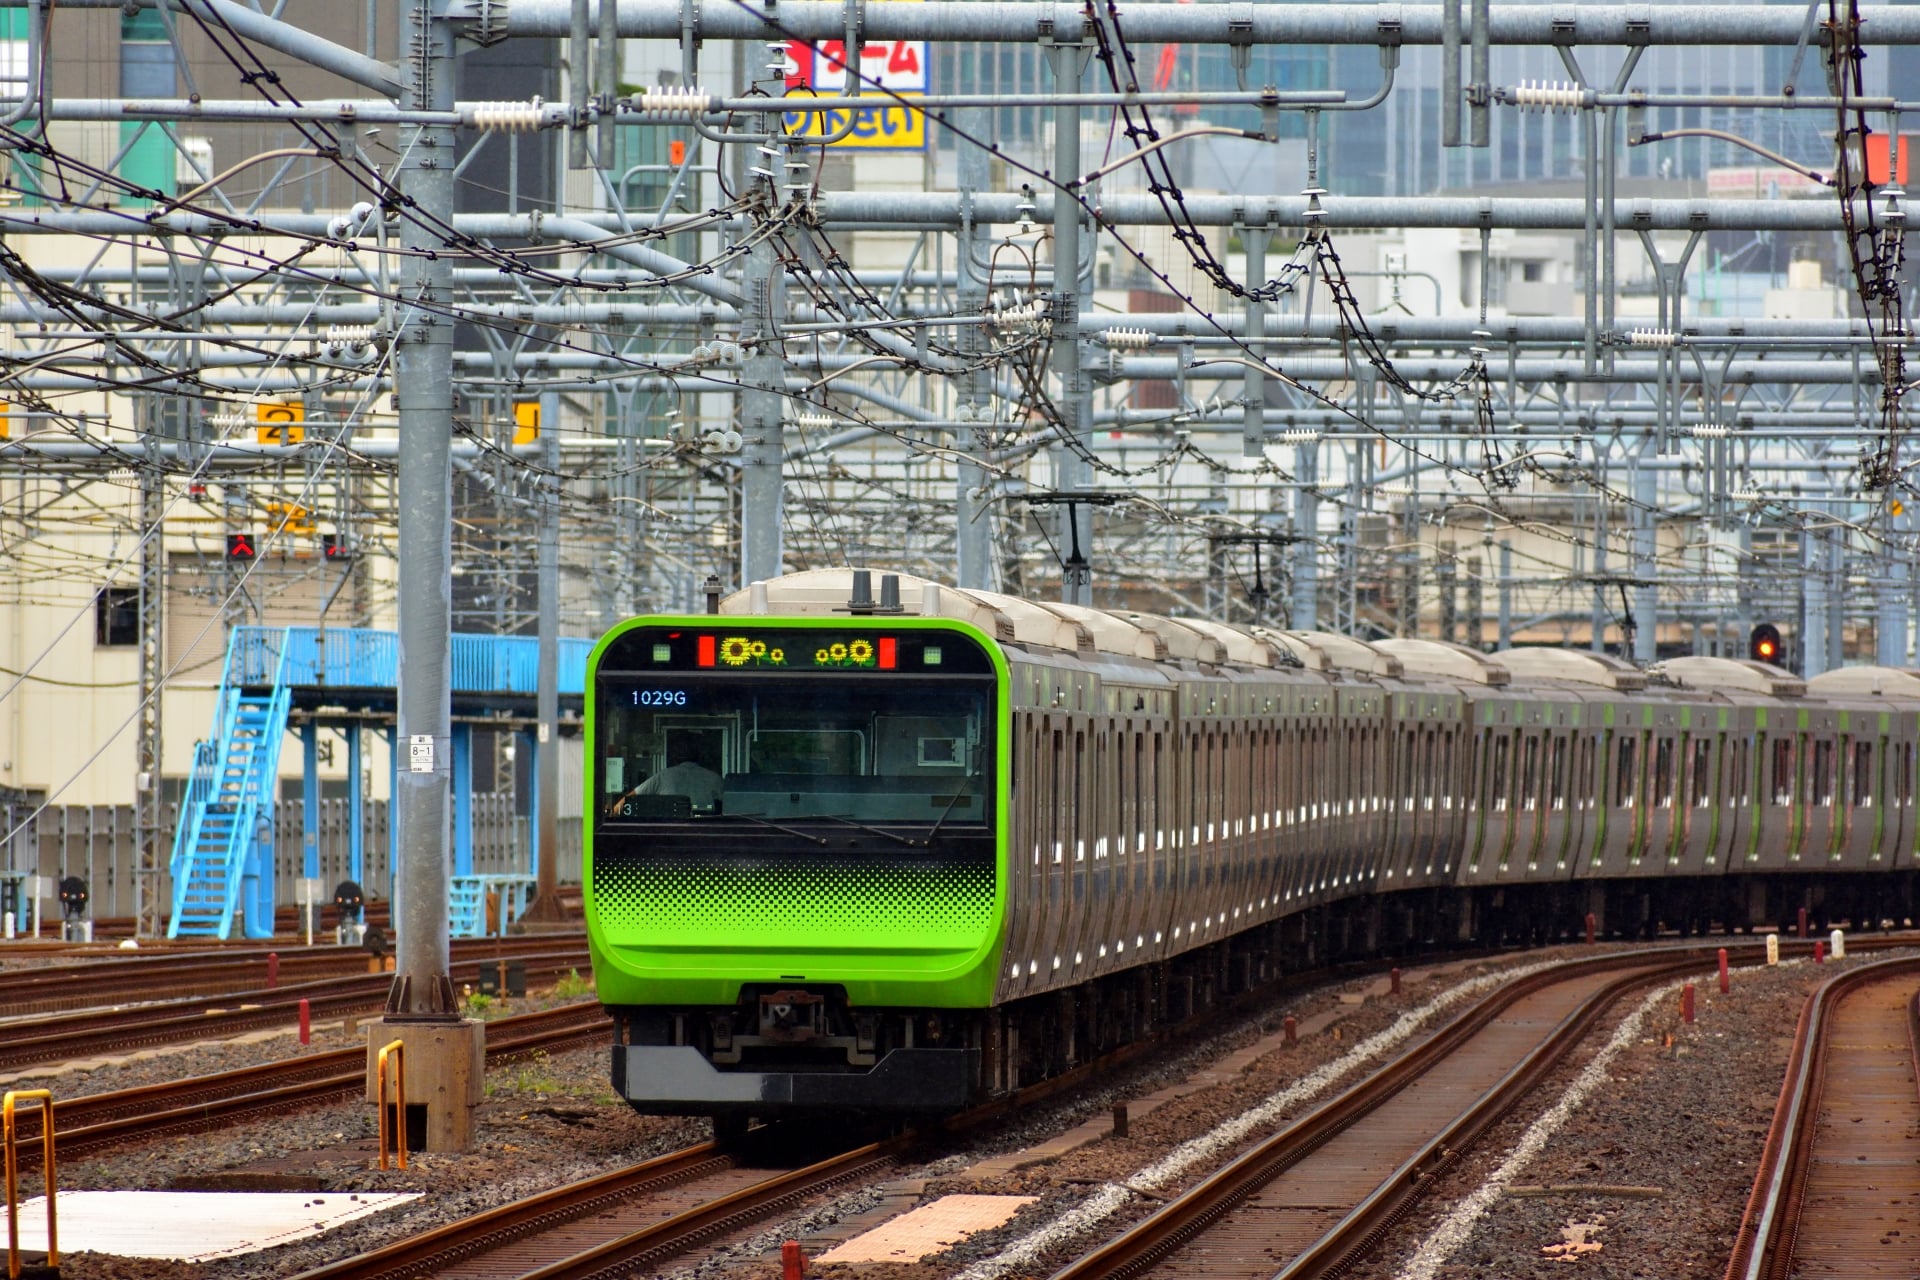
[{"left": 783, "top": 38, "right": 928, "bottom": 150}]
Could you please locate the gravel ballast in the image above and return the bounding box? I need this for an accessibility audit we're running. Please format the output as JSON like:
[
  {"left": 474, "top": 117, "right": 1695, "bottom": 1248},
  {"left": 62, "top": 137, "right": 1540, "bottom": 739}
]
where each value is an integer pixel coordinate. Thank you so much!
[{"left": 14, "top": 944, "right": 1872, "bottom": 1279}]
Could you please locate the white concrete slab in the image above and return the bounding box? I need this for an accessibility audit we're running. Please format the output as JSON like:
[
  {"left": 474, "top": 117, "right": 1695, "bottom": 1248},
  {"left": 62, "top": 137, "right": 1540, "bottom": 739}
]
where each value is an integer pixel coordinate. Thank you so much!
[
  {"left": 1, "top": 1190, "right": 422, "bottom": 1261},
  {"left": 816, "top": 1194, "right": 1037, "bottom": 1264}
]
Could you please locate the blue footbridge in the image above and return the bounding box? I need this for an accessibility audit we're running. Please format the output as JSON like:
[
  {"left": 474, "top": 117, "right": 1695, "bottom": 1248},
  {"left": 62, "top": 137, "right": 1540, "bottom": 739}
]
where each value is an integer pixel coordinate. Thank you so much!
[{"left": 168, "top": 626, "right": 592, "bottom": 940}]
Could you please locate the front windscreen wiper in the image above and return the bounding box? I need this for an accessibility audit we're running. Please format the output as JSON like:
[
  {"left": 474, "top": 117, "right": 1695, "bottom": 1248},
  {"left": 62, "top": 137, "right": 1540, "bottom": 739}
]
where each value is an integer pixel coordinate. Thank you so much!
[
  {"left": 920, "top": 787, "right": 973, "bottom": 846},
  {"left": 814, "top": 813, "right": 921, "bottom": 847},
  {"left": 725, "top": 813, "right": 829, "bottom": 846}
]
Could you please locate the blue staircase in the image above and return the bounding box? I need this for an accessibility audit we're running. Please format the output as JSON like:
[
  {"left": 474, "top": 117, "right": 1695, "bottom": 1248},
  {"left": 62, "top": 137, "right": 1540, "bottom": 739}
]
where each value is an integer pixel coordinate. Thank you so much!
[{"left": 168, "top": 635, "right": 291, "bottom": 939}]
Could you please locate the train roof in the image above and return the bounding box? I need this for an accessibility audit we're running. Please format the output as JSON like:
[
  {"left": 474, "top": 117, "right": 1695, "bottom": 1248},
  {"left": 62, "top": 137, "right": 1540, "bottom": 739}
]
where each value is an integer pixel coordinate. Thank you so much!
[
  {"left": 1806, "top": 665, "right": 1920, "bottom": 699},
  {"left": 1648, "top": 656, "right": 1806, "bottom": 698}
]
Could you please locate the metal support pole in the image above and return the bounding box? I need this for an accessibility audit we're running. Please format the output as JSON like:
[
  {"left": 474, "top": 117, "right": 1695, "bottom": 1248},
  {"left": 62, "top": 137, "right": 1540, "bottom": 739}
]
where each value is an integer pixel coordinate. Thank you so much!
[
  {"left": 569, "top": 0, "right": 591, "bottom": 169},
  {"left": 739, "top": 227, "right": 786, "bottom": 586},
  {"left": 596, "top": 0, "right": 619, "bottom": 164},
  {"left": 1802, "top": 528, "right": 1828, "bottom": 677},
  {"left": 389, "top": 0, "right": 459, "bottom": 1018},
  {"left": 348, "top": 727, "right": 365, "bottom": 885},
  {"left": 302, "top": 723, "right": 320, "bottom": 881},
  {"left": 1632, "top": 448, "right": 1657, "bottom": 663},
  {"left": 1881, "top": 523, "right": 1911, "bottom": 666},
  {"left": 955, "top": 105, "right": 994, "bottom": 590},
  {"left": 1292, "top": 441, "right": 1319, "bottom": 628},
  {"left": 1242, "top": 227, "right": 1268, "bottom": 459},
  {"left": 527, "top": 391, "right": 564, "bottom": 918},
  {"left": 1497, "top": 538, "right": 1513, "bottom": 648},
  {"left": 452, "top": 722, "right": 473, "bottom": 878},
  {"left": 1827, "top": 530, "right": 1845, "bottom": 669},
  {"left": 133, "top": 462, "right": 164, "bottom": 937},
  {"left": 1051, "top": 40, "right": 1093, "bottom": 605}
]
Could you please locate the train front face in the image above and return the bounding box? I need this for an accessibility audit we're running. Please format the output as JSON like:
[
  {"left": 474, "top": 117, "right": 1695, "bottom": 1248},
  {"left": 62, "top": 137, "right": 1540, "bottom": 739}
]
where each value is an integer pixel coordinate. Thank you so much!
[{"left": 585, "top": 616, "right": 1008, "bottom": 1116}]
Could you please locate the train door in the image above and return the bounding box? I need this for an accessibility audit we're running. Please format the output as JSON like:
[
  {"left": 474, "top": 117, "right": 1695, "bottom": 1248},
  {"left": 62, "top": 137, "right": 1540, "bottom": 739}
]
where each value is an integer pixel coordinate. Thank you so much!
[
  {"left": 1545, "top": 730, "right": 1572, "bottom": 874},
  {"left": 1677, "top": 732, "right": 1716, "bottom": 874},
  {"left": 1752, "top": 730, "right": 1796, "bottom": 871},
  {"left": 1717, "top": 727, "right": 1751, "bottom": 872},
  {"left": 1648, "top": 734, "right": 1677, "bottom": 873},
  {"left": 1518, "top": 726, "right": 1546, "bottom": 875},
  {"left": 1440, "top": 722, "right": 1465, "bottom": 876},
  {"left": 1002, "top": 713, "right": 1039, "bottom": 998},
  {"left": 1844, "top": 731, "right": 1880, "bottom": 866}
]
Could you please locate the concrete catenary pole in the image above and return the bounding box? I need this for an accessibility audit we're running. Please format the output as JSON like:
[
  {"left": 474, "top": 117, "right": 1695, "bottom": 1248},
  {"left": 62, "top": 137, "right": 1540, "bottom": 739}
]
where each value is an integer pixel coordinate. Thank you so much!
[{"left": 366, "top": 0, "right": 483, "bottom": 1152}]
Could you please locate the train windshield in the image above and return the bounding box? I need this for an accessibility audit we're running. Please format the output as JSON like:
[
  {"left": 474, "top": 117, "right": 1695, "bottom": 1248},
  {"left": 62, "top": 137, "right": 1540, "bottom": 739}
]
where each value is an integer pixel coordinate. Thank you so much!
[{"left": 597, "top": 677, "right": 992, "bottom": 827}]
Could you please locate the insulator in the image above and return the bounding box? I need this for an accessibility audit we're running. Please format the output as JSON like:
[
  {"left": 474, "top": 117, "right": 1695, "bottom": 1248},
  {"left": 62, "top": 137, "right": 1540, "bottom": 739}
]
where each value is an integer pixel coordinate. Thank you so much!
[
  {"left": 206, "top": 411, "right": 247, "bottom": 431},
  {"left": 1688, "top": 424, "right": 1732, "bottom": 438},
  {"left": 1628, "top": 329, "right": 1677, "bottom": 347},
  {"left": 794, "top": 412, "right": 835, "bottom": 429},
  {"left": 1510, "top": 80, "right": 1587, "bottom": 112},
  {"left": 635, "top": 87, "right": 715, "bottom": 121},
  {"left": 470, "top": 100, "right": 548, "bottom": 133},
  {"left": 1102, "top": 328, "right": 1154, "bottom": 350},
  {"left": 325, "top": 325, "right": 375, "bottom": 349}
]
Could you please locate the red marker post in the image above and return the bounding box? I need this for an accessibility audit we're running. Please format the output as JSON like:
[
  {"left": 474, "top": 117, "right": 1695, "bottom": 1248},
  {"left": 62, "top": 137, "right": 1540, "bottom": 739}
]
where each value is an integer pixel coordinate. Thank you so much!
[
  {"left": 1797, "top": 907, "right": 1809, "bottom": 939},
  {"left": 266, "top": 952, "right": 279, "bottom": 989},
  {"left": 1585, "top": 912, "right": 1596, "bottom": 945},
  {"left": 1681, "top": 982, "right": 1695, "bottom": 1025},
  {"left": 1390, "top": 967, "right": 1402, "bottom": 996},
  {"left": 782, "top": 1240, "right": 807, "bottom": 1280},
  {"left": 297, "top": 997, "right": 311, "bottom": 1045},
  {"left": 1814, "top": 940, "right": 1826, "bottom": 964},
  {"left": 1284, "top": 1015, "right": 1297, "bottom": 1046},
  {"left": 1717, "top": 948, "right": 1730, "bottom": 994}
]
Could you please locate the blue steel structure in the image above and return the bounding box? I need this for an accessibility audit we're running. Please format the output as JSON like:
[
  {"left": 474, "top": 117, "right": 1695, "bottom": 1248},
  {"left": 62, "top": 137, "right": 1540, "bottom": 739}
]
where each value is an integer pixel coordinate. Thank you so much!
[{"left": 167, "top": 625, "right": 590, "bottom": 939}]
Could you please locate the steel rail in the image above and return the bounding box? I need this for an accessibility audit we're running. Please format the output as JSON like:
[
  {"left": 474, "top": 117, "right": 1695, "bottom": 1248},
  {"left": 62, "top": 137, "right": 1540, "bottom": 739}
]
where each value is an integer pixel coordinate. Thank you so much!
[
  {"left": 1720, "top": 954, "right": 1920, "bottom": 1280},
  {"left": 1050, "top": 949, "right": 1713, "bottom": 1280},
  {"left": 3, "top": 1002, "right": 610, "bottom": 1169},
  {"left": 0, "top": 948, "right": 591, "bottom": 1071}
]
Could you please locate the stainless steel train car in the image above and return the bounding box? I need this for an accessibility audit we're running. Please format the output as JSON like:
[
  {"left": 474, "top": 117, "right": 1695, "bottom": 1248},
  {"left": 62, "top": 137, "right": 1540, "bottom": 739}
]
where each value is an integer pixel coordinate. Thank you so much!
[{"left": 586, "top": 568, "right": 1919, "bottom": 1115}]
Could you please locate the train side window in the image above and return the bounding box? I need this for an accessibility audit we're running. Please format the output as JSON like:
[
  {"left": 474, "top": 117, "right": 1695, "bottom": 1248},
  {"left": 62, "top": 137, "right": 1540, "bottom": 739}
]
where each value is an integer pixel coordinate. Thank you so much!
[
  {"left": 1770, "top": 737, "right": 1793, "bottom": 805},
  {"left": 1491, "top": 736, "right": 1510, "bottom": 812},
  {"left": 1615, "top": 737, "right": 1637, "bottom": 808},
  {"left": 1051, "top": 729, "right": 1066, "bottom": 862},
  {"left": 1443, "top": 729, "right": 1456, "bottom": 811},
  {"left": 1691, "top": 738, "right": 1713, "bottom": 807},
  {"left": 1901, "top": 743, "right": 1914, "bottom": 808},
  {"left": 1854, "top": 741, "right": 1873, "bottom": 807},
  {"left": 1733, "top": 738, "right": 1749, "bottom": 805}
]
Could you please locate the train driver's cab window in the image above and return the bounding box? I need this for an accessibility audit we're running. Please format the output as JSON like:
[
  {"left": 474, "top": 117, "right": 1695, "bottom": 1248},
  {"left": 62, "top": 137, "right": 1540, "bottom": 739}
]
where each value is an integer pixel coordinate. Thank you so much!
[{"left": 600, "top": 680, "right": 991, "bottom": 827}]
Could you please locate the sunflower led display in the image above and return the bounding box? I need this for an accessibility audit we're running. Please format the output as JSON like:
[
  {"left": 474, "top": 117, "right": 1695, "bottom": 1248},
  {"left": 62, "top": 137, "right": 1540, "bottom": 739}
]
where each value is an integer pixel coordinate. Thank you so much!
[
  {"left": 717, "top": 636, "right": 789, "bottom": 667},
  {"left": 813, "top": 638, "right": 878, "bottom": 668}
]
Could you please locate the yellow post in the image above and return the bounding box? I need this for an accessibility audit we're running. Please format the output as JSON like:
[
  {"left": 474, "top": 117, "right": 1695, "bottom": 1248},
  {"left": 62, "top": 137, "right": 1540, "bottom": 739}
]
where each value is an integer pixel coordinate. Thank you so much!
[
  {"left": 376, "top": 1040, "right": 407, "bottom": 1170},
  {"left": 3, "top": 1089, "right": 56, "bottom": 1280}
]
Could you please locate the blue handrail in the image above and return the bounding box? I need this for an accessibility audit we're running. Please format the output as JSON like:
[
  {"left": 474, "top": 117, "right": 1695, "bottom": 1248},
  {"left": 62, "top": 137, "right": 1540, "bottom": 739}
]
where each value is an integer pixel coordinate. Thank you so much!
[{"left": 226, "top": 627, "right": 591, "bottom": 695}]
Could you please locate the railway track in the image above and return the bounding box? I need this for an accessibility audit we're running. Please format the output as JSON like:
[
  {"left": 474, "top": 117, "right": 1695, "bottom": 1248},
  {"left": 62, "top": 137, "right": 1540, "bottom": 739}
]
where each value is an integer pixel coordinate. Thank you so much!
[
  {"left": 0, "top": 945, "right": 591, "bottom": 1071},
  {"left": 5, "top": 1001, "right": 611, "bottom": 1170},
  {"left": 1047, "top": 949, "right": 1714, "bottom": 1280},
  {"left": 1723, "top": 953, "right": 1920, "bottom": 1280},
  {"left": 0, "top": 934, "right": 579, "bottom": 1018},
  {"left": 274, "top": 949, "right": 1695, "bottom": 1280}
]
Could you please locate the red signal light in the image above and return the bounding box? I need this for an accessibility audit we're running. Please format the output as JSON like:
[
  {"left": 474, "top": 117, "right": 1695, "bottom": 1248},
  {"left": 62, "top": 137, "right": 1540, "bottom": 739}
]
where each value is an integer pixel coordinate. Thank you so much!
[
  {"left": 878, "top": 637, "right": 897, "bottom": 669},
  {"left": 697, "top": 635, "right": 716, "bottom": 667}
]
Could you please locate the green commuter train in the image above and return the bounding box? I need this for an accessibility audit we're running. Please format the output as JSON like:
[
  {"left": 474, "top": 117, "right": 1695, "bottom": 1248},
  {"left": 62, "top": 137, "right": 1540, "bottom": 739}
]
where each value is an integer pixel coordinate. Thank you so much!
[{"left": 585, "top": 568, "right": 1920, "bottom": 1119}]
